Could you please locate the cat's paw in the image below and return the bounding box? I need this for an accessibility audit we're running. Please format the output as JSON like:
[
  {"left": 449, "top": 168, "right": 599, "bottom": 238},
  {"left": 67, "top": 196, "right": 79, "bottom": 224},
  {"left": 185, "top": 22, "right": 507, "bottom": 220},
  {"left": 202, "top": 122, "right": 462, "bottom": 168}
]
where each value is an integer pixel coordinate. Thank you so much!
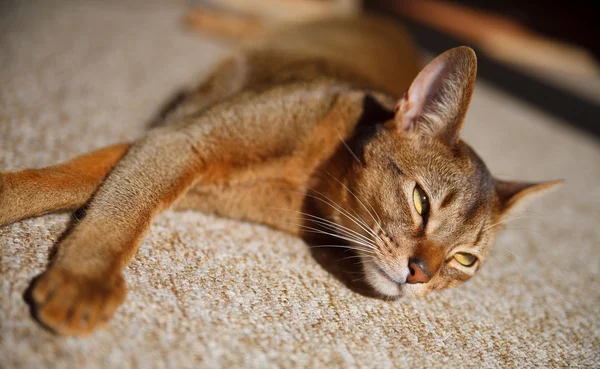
[{"left": 28, "top": 268, "right": 127, "bottom": 336}]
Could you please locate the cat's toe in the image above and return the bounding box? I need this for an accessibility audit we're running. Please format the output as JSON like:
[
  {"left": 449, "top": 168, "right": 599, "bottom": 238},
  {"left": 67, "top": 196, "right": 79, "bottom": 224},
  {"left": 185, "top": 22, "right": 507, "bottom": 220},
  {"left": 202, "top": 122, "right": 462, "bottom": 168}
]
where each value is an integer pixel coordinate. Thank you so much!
[{"left": 29, "top": 268, "right": 127, "bottom": 336}]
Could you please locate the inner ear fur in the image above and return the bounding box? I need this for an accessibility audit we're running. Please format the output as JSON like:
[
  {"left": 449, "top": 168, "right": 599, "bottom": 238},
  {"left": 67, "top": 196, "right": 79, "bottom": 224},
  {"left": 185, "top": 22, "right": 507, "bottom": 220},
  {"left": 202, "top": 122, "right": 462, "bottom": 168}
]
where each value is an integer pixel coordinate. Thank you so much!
[{"left": 394, "top": 46, "right": 477, "bottom": 146}]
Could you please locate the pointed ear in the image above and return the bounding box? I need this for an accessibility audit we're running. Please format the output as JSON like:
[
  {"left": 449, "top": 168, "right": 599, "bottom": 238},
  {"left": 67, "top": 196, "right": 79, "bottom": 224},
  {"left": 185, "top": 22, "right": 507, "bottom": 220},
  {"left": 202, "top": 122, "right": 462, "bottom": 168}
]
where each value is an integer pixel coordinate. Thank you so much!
[
  {"left": 495, "top": 179, "right": 564, "bottom": 217},
  {"left": 394, "top": 46, "right": 477, "bottom": 146}
]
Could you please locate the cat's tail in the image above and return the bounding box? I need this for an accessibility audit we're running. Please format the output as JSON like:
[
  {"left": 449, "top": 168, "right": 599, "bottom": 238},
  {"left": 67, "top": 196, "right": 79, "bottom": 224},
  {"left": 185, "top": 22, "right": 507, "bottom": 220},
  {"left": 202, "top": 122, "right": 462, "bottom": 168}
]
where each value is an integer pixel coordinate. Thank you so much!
[
  {"left": 184, "top": 0, "right": 360, "bottom": 42},
  {"left": 185, "top": 6, "right": 267, "bottom": 42}
]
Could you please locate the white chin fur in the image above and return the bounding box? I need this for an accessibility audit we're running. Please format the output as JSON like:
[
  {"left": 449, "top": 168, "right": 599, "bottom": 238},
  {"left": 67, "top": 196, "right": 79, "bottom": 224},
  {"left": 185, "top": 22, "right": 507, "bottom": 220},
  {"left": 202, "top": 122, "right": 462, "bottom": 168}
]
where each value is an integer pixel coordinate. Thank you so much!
[
  {"left": 362, "top": 258, "right": 428, "bottom": 298},
  {"left": 362, "top": 259, "right": 403, "bottom": 298}
]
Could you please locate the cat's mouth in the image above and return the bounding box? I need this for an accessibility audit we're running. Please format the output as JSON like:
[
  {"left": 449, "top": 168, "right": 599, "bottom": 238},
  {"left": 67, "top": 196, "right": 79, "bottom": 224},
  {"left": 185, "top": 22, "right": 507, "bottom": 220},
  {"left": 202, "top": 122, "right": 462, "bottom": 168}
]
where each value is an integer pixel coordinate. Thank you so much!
[
  {"left": 375, "top": 265, "right": 402, "bottom": 285},
  {"left": 362, "top": 258, "right": 405, "bottom": 297}
]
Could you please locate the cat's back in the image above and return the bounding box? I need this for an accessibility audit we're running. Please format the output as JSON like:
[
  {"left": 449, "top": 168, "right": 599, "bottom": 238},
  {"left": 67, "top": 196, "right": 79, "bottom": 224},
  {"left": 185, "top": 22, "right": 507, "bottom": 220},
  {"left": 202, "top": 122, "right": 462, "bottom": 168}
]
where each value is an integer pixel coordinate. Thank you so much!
[{"left": 239, "top": 15, "right": 422, "bottom": 97}]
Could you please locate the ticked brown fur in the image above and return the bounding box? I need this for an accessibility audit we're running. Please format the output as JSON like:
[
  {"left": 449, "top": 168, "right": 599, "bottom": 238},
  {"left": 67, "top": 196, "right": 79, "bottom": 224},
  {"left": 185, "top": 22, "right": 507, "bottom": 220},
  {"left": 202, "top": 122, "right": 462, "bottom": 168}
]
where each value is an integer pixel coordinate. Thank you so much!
[{"left": 0, "top": 16, "right": 561, "bottom": 336}]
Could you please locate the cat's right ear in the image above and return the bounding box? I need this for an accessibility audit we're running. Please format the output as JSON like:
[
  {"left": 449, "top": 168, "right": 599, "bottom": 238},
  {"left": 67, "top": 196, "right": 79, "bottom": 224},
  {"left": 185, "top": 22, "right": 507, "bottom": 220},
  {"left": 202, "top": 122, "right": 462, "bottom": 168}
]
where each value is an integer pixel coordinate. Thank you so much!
[
  {"left": 495, "top": 178, "right": 564, "bottom": 217},
  {"left": 392, "top": 46, "right": 477, "bottom": 147}
]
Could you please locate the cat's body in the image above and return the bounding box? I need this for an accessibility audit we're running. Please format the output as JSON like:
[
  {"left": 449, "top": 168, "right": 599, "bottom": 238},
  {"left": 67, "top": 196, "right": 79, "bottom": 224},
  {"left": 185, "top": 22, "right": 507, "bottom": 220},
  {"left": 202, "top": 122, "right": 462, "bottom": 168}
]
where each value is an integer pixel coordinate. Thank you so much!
[
  {"left": 164, "top": 16, "right": 421, "bottom": 233},
  {"left": 0, "top": 15, "right": 560, "bottom": 336}
]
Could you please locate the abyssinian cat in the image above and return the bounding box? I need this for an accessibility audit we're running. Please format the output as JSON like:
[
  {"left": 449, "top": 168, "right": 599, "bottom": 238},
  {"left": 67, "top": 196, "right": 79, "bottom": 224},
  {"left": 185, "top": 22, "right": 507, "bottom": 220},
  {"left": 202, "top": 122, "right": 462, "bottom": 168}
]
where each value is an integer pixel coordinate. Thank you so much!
[{"left": 0, "top": 15, "right": 561, "bottom": 336}]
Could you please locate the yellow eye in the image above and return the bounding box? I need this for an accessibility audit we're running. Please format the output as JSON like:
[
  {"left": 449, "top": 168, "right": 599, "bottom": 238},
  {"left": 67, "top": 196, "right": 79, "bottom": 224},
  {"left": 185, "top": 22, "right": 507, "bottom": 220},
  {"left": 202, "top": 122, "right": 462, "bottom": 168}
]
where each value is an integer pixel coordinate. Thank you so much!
[
  {"left": 412, "top": 185, "right": 429, "bottom": 216},
  {"left": 454, "top": 252, "right": 477, "bottom": 267}
]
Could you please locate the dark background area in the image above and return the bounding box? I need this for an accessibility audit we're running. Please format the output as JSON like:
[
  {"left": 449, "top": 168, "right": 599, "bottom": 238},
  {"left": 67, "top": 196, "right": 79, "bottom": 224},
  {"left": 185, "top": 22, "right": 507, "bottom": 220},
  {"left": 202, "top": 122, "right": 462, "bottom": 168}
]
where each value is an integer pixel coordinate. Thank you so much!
[
  {"left": 450, "top": 0, "right": 599, "bottom": 59},
  {"left": 366, "top": 0, "right": 600, "bottom": 139}
]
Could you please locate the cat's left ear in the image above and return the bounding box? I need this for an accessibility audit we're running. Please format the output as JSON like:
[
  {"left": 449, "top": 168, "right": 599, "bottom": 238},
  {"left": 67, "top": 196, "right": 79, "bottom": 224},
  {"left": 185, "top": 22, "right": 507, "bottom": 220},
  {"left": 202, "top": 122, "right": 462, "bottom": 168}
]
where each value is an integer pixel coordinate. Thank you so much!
[
  {"left": 393, "top": 46, "right": 477, "bottom": 146},
  {"left": 495, "top": 179, "right": 564, "bottom": 217}
]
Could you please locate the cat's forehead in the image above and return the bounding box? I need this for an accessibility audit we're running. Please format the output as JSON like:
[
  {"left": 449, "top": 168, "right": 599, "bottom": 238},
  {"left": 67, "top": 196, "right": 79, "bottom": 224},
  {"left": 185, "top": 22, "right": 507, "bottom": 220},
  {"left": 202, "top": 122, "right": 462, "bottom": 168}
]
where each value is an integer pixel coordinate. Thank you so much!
[
  {"left": 392, "top": 137, "right": 494, "bottom": 217},
  {"left": 393, "top": 137, "right": 482, "bottom": 186}
]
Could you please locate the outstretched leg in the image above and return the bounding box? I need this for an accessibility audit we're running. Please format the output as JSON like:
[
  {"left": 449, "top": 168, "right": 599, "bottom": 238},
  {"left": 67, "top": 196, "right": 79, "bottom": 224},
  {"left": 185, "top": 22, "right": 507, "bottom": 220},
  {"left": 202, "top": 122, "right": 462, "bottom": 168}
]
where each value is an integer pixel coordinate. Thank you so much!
[
  {"left": 0, "top": 143, "right": 130, "bottom": 226},
  {"left": 28, "top": 129, "right": 204, "bottom": 336},
  {"left": 21, "top": 77, "right": 351, "bottom": 336}
]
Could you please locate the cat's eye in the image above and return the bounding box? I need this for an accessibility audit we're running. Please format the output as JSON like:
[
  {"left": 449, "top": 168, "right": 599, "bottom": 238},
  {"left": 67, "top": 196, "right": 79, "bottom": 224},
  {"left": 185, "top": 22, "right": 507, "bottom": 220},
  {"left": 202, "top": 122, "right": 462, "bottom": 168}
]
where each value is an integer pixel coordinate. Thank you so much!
[
  {"left": 412, "top": 184, "right": 429, "bottom": 216},
  {"left": 454, "top": 252, "right": 477, "bottom": 267}
]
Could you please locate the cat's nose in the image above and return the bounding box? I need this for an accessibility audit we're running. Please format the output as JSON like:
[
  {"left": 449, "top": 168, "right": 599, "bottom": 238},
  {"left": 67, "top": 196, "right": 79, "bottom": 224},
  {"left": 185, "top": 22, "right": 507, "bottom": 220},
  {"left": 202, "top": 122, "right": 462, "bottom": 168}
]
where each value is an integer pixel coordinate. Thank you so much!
[{"left": 406, "top": 258, "right": 431, "bottom": 284}]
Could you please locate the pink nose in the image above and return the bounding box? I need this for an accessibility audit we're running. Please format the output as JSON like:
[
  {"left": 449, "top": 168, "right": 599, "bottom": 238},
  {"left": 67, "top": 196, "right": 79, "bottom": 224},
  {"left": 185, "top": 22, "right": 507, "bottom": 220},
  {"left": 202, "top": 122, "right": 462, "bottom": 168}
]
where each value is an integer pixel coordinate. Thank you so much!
[{"left": 407, "top": 258, "right": 431, "bottom": 284}]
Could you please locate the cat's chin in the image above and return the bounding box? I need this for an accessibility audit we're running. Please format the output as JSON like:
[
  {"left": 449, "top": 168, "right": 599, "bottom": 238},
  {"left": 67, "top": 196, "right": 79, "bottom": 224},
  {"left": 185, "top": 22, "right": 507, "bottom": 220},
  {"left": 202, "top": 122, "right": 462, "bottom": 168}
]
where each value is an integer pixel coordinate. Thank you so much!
[
  {"left": 361, "top": 258, "right": 431, "bottom": 299},
  {"left": 362, "top": 259, "right": 405, "bottom": 298}
]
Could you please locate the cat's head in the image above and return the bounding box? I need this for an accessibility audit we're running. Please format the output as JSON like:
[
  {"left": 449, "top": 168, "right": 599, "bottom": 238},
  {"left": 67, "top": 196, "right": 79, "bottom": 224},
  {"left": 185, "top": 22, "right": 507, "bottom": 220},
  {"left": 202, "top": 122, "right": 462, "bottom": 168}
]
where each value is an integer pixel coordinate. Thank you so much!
[{"left": 338, "top": 46, "right": 562, "bottom": 298}]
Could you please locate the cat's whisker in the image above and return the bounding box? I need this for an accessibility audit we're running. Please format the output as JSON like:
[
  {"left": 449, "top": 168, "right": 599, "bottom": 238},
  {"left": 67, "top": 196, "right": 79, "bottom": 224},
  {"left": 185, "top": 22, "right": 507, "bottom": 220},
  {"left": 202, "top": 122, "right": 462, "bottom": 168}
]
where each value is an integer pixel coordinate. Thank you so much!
[
  {"left": 282, "top": 211, "right": 378, "bottom": 246},
  {"left": 273, "top": 208, "right": 376, "bottom": 246},
  {"left": 308, "top": 244, "right": 374, "bottom": 255},
  {"left": 497, "top": 227, "right": 549, "bottom": 239},
  {"left": 357, "top": 257, "right": 375, "bottom": 265},
  {"left": 483, "top": 215, "right": 538, "bottom": 232},
  {"left": 267, "top": 185, "right": 372, "bottom": 235},
  {"left": 487, "top": 247, "right": 526, "bottom": 279},
  {"left": 267, "top": 185, "right": 383, "bottom": 247},
  {"left": 337, "top": 255, "right": 365, "bottom": 262},
  {"left": 335, "top": 126, "right": 363, "bottom": 166},
  {"left": 266, "top": 187, "right": 385, "bottom": 257},
  {"left": 351, "top": 276, "right": 369, "bottom": 284},
  {"left": 506, "top": 210, "right": 566, "bottom": 229},
  {"left": 496, "top": 247, "right": 526, "bottom": 277},
  {"left": 296, "top": 222, "right": 379, "bottom": 255},
  {"left": 331, "top": 113, "right": 384, "bottom": 229},
  {"left": 302, "top": 190, "right": 382, "bottom": 246},
  {"left": 298, "top": 229, "right": 375, "bottom": 253},
  {"left": 343, "top": 270, "right": 366, "bottom": 275},
  {"left": 287, "top": 222, "right": 380, "bottom": 254},
  {"left": 322, "top": 169, "right": 385, "bottom": 242},
  {"left": 295, "top": 222, "right": 380, "bottom": 254},
  {"left": 305, "top": 188, "right": 374, "bottom": 232},
  {"left": 502, "top": 248, "right": 521, "bottom": 259},
  {"left": 487, "top": 250, "right": 500, "bottom": 262},
  {"left": 505, "top": 209, "right": 545, "bottom": 218},
  {"left": 309, "top": 246, "right": 376, "bottom": 258}
]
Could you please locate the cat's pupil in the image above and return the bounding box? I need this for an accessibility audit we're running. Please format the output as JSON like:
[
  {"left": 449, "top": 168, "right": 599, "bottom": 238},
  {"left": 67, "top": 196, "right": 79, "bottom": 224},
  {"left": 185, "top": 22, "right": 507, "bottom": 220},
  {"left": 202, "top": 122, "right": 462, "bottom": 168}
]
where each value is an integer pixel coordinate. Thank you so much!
[{"left": 414, "top": 185, "right": 429, "bottom": 217}]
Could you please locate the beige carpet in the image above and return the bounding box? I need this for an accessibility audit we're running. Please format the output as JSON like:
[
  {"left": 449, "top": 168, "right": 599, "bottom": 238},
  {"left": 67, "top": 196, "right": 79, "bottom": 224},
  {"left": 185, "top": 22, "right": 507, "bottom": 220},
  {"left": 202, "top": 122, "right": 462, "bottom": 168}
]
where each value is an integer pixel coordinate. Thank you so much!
[{"left": 1, "top": 1, "right": 599, "bottom": 368}]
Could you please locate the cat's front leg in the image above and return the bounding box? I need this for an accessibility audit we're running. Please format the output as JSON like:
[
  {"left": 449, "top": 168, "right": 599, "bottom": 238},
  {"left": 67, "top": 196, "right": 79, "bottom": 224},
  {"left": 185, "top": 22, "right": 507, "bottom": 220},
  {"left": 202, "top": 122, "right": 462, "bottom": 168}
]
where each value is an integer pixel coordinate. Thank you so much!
[{"left": 28, "top": 128, "right": 206, "bottom": 336}]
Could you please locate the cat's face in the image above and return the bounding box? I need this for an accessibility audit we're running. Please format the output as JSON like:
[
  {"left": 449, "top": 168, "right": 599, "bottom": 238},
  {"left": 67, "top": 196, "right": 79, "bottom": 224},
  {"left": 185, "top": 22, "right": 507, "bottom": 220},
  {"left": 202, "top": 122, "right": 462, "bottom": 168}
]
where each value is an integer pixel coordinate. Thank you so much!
[
  {"left": 343, "top": 132, "right": 497, "bottom": 298},
  {"left": 334, "top": 47, "right": 560, "bottom": 298}
]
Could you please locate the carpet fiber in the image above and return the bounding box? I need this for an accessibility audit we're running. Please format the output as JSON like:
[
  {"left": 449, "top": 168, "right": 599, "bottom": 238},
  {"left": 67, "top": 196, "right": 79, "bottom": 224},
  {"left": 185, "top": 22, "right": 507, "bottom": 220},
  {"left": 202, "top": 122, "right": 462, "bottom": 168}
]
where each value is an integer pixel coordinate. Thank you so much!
[{"left": 1, "top": 1, "right": 599, "bottom": 368}]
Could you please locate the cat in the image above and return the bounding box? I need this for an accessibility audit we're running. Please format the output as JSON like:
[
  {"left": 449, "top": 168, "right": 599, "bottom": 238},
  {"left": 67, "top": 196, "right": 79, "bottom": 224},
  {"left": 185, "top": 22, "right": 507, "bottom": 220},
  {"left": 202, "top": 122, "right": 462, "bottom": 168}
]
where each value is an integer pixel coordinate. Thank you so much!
[{"left": 0, "top": 15, "right": 561, "bottom": 336}]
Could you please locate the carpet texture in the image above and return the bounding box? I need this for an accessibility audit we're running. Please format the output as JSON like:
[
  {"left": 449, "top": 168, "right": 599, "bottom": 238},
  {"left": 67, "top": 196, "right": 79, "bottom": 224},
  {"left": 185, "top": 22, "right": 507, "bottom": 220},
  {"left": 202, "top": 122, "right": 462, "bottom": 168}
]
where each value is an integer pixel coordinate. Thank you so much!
[{"left": 1, "top": 1, "right": 599, "bottom": 368}]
